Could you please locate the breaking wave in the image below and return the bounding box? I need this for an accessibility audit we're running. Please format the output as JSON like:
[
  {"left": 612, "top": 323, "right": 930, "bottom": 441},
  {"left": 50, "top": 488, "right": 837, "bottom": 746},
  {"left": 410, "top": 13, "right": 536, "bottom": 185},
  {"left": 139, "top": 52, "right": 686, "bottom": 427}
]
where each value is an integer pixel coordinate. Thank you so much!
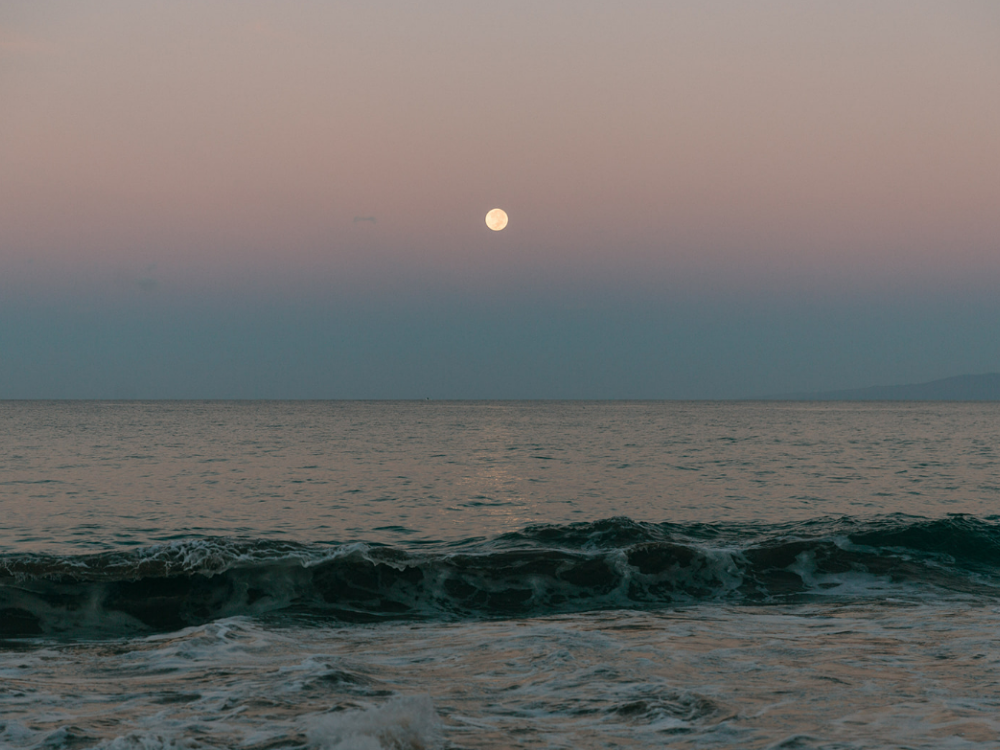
[{"left": 3, "top": 515, "right": 999, "bottom": 637}]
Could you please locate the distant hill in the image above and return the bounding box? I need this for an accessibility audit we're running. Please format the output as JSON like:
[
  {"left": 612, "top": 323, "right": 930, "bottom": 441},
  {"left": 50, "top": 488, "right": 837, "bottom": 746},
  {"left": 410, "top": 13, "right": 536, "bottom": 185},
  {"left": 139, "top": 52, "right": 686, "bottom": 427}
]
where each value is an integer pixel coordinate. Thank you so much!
[{"left": 776, "top": 373, "right": 1000, "bottom": 401}]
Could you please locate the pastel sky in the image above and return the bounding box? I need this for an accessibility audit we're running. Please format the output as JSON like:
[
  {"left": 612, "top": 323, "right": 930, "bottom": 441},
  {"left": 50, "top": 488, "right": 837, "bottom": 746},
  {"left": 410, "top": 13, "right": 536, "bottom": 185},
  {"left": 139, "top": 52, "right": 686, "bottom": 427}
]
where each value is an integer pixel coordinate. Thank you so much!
[{"left": 2, "top": 1, "right": 999, "bottom": 398}]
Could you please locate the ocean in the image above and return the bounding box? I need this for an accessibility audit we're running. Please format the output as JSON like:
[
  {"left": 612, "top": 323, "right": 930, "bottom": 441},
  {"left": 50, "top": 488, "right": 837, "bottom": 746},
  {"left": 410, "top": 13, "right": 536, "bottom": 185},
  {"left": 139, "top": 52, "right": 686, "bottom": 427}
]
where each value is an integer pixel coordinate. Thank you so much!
[{"left": 1, "top": 400, "right": 999, "bottom": 749}]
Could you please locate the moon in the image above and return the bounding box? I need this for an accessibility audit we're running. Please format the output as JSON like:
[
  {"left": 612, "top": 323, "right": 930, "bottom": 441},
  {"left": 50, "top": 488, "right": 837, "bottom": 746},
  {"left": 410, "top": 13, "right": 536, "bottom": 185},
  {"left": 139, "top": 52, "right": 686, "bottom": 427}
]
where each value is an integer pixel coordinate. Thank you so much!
[{"left": 485, "top": 208, "right": 508, "bottom": 231}]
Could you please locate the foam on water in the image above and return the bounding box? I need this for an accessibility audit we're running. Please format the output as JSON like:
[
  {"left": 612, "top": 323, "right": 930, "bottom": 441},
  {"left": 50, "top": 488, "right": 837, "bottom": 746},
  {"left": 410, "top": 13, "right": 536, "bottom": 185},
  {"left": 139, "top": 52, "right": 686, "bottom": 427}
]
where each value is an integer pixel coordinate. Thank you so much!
[
  {"left": 306, "top": 695, "right": 443, "bottom": 750},
  {"left": 4, "top": 606, "right": 999, "bottom": 749},
  {"left": 97, "top": 734, "right": 200, "bottom": 750}
]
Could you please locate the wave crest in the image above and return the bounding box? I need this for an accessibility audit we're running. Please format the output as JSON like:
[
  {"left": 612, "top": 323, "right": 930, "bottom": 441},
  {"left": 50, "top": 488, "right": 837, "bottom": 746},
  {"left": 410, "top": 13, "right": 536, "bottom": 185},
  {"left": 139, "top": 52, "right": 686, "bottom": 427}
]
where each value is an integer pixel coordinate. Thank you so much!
[{"left": 2, "top": 515, "right": 998, "bottom": 637}]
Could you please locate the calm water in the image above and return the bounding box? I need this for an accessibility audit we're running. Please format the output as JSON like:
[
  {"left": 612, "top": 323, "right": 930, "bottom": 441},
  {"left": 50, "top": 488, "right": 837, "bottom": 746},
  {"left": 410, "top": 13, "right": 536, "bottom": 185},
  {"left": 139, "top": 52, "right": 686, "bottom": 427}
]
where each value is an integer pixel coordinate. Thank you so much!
[{"left": 2, "top": 401, "right": 999, "bottom": 749}]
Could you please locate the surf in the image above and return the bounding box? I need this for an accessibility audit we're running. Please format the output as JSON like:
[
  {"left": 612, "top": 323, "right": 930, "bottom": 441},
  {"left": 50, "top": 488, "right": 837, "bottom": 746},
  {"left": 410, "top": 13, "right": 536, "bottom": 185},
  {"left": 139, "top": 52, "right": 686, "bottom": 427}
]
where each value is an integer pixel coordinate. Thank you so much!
[{"left": 3, "top": 514, "right": 998, "bottom": 638}]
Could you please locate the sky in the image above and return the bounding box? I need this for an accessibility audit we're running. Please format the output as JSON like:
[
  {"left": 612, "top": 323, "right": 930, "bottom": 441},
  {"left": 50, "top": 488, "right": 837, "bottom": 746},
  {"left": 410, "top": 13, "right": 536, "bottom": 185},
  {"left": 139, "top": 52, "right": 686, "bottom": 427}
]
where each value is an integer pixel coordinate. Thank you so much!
[{"left": 2, "top": 1, "right": 999, "bottom": 399}]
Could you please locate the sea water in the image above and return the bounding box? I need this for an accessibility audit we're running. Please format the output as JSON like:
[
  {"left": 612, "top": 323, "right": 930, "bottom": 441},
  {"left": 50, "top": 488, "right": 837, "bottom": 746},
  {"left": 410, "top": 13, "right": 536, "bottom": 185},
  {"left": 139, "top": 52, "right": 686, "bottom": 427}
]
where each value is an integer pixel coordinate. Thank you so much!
[{"left": 1, "top": 401, "right": 999, "bottom": 749}]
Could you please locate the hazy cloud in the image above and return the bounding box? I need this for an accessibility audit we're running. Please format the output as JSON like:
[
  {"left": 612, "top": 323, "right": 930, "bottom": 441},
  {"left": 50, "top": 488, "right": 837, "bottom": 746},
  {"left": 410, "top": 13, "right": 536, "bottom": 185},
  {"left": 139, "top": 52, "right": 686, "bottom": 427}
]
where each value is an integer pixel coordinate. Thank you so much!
[
  {"left": 353, "top": 216, "right": 377, "bottom": 224},
  {"left": 113, "top": 264, "right": 159, "bottom": 292},
  {"left": 135, "top": 264, "right": 158, "bottom": 292}
]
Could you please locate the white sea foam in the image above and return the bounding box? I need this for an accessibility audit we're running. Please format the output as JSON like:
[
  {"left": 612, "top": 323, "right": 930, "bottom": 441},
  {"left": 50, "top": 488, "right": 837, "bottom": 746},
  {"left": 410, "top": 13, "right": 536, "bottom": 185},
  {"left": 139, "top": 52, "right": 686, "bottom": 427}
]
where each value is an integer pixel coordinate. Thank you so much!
[
  {"left": 306, "top": 695, "right": 443, "bottom": 750},
  {"left": 4, "top": 608, "right": 1000, "bottom": 748},
  {"left": 99, "top": 733, "right": 201, "bottom": 749},
  {"left": 0, "top": 720, "right": 35, "bottom": 746},
  {"left": 100, "top": 733, "right": 197, "bottom": 750}
]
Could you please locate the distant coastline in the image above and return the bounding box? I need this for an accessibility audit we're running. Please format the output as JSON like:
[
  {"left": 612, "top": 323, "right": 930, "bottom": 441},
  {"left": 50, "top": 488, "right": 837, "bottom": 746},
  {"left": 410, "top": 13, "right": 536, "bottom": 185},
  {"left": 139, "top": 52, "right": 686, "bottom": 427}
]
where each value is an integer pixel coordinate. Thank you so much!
[{"left": 771, "top": 373, "right": 1000, "bottom": 401}]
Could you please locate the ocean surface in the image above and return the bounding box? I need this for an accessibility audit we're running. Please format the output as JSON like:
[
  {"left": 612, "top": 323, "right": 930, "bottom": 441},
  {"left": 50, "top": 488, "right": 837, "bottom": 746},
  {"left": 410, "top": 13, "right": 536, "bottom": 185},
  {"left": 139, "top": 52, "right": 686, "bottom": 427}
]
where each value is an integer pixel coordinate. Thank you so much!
[{"left": 2, "top": 401, "right": 999, "bottom": 749}]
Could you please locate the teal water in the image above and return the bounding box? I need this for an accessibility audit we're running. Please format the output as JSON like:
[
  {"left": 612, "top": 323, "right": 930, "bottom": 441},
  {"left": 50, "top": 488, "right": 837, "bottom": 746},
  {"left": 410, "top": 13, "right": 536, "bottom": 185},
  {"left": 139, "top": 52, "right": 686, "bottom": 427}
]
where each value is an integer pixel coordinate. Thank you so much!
[{"left": 2, "top": 402, "right": 999, "bottom": 748}]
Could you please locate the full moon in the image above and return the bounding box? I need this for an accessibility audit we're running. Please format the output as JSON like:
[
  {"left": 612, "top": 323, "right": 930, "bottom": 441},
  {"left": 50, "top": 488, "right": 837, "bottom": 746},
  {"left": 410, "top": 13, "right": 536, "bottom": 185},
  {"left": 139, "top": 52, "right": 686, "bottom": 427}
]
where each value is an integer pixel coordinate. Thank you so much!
[{"left": 485, "top": 208, "right": 508, "bottom": 231}]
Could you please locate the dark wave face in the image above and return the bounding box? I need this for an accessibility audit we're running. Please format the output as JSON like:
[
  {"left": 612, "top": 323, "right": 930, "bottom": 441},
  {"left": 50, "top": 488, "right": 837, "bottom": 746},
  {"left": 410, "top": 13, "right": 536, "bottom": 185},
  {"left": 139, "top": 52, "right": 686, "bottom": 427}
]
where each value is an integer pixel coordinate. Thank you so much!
[{"left": 2, "top": 515, "right": 999, "bottom": 638}]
